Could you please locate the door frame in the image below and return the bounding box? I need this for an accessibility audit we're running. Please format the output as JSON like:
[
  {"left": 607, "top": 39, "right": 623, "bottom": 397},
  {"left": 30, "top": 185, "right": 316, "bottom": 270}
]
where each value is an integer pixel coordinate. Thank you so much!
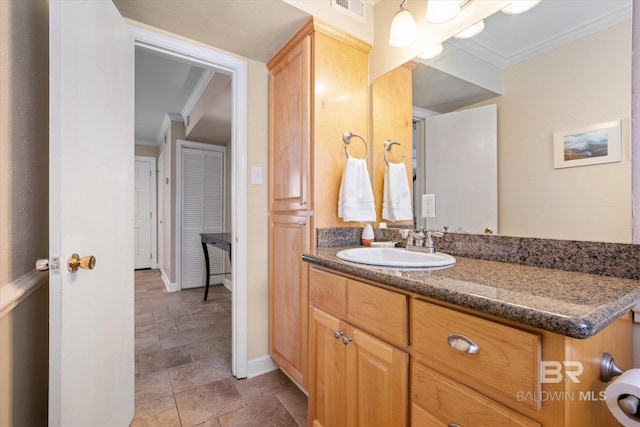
[
  {"left": 130, "top": 25, "right": 249, "bottom": 379},
  {"left": 157, "top": 152, "right": 164, "bottom": 274},
  {"left": 134, "top": 155, "right": 158, "bottom": 269}
]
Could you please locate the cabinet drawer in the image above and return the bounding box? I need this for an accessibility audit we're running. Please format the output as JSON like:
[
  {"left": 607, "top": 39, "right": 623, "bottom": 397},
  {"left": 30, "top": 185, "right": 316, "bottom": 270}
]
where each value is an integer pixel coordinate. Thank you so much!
[
  {"left": 309, "top": 267, "right": 347, "bottom": 317},
  {"left": 412, "top": 300, "right": 541, "bottom": 411},
  {"left": 348, "top": 280, "right": 408, "bottom": 347},
  {"left": 412, "top": 363, "right": 540, "bottom": 427}
]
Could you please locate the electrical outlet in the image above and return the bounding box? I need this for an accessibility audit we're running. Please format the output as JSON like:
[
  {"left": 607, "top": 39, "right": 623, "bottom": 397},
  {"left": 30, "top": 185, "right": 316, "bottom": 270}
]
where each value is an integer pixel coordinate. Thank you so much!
[{"left": 422, "top": 194, "right": 436, "bottom": 218}]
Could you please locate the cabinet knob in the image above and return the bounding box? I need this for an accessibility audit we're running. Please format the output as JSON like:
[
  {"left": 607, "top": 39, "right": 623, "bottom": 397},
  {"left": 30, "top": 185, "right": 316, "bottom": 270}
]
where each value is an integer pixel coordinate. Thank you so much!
[
  {"left": 298, "top": 221, "right": 306, "bottom": 227},
  {"left": 447, "top": 334, "right": 479, "bottom": 354},
  {"left": 448, "top": 424, "right": 462, "bottom": 427},
  {"left": 342, "top": 336, "right": 352, "bottom": 345},
  {"left": 299, "top": 200, "right": 307, "bottom": 206},
  {"left": 333, "top": 330, "right": 343, "bottom": 339}
]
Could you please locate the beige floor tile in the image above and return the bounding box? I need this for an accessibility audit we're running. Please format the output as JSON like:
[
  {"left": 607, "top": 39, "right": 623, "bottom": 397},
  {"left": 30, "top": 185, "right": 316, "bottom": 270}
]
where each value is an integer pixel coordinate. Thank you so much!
[
  {"left": 276, "top": 388, "right": 308, "bottom": 427},
  {"left": 133, "top": 270, "right": 307, "bottom": 426},
  {"left": 131, "top": 395, "right": 181, "bottom": 427},
  {"left": 217, "top": 395, "right": 298, "bottom": 427},
  {"left": 138, "top": 345, "right": 193, "bottom": 376},
  {"left": 136, "top": 370, "right": 173, "bottom": 404},
  {"left": 136, "top": 335, "right": 162, "bottom": 356},
  {"left": 135, "top": 312, "right": 155, "bottom": 327},
  {"left": 169, "top": 357, "right": 231, "bottom": 394},
  {"left": 174, "top": 378, "right": 246, "bottom": 426},
  {"left": 233, "top": 370, "right": 299, "bottom": 405},
  {"left": 186, "top": 338, "right": 231, "bottom": 362},
  {"left": 136, "top": 320, "right": 179, "bottom": 339}
]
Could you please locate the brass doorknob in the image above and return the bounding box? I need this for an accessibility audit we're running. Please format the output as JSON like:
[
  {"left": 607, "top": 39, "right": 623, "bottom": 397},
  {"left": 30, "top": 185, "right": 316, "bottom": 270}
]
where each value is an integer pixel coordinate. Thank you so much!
[{"left": 67, "top": 253, "right": 96, "bottom": 272}]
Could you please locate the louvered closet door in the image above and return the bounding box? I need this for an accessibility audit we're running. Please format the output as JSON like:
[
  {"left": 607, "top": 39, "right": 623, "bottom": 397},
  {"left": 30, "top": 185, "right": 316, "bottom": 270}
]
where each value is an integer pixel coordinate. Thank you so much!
[{"left": 181, "top": 147, "right": 225, "bottom": 290}]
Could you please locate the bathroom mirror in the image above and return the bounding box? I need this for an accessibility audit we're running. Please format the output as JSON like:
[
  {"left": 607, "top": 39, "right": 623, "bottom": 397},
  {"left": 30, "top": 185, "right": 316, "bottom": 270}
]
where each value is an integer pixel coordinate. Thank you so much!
[{"left": 377, "top": 0, "right": 633, "bottom": 243}]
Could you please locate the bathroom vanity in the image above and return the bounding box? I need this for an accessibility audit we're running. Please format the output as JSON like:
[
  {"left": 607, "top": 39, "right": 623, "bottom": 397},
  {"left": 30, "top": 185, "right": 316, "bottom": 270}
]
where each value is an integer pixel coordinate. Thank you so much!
[{"left": 303, "top": 246, "right": 640, "bottom": 427}]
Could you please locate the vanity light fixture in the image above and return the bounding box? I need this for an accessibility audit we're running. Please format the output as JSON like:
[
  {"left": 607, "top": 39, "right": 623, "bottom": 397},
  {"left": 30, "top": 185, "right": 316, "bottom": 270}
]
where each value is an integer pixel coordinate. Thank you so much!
[
  {"left": 389, "top": 0, "right": 417, "bottom": 47},
  {"left": 418, "top": 43, "right": 443, "bottom": 59},
  {"left": 502, "top": 0, "right": 541, "bottom": 15},
  {"left": 426, "top": 0, "right": 468, "bottom": 24},
  {"left": 453, "top": 19, "right": 485, "bottom": 39}
]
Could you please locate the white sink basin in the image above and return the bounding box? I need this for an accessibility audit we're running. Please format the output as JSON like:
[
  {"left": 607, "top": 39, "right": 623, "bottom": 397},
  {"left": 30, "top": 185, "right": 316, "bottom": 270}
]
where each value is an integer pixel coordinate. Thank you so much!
[{"left": 336, "top": 247, "right": 456, "bottom": 268}]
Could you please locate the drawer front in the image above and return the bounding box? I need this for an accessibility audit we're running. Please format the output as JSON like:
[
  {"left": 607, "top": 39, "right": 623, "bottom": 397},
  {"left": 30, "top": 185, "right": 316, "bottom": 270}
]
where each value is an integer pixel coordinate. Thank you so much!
[
  {"left": 309, "top": 267, "right": 347, "bottom": 317},
  {"left": 412, "top": 363, "right": 540, "bottom": 427},
  {"left": 348, "top": 279, "right": 408, "bottom": 347},
  {"left": 412, "top": 300, "right": 541, "bottom": 411},
  {"left": 412, "top": 404, "right": 446, "bottom": 427}
]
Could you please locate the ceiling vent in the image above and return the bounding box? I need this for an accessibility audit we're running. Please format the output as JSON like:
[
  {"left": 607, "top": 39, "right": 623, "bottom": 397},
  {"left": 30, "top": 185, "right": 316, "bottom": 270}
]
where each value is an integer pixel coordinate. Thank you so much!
[{"left": 331, "top": 0, "right": 366, "bottom": 22}]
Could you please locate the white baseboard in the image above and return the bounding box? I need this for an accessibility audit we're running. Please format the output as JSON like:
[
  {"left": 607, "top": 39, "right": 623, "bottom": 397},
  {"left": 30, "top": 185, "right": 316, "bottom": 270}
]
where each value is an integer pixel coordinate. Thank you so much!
[
  {"left": 223, "top": 277, "right": 233, "bottom": 292},
  {"left": 0, "top": 269, "right": 49, "bottom": 318},
  {"left": 160, "top": 270, "right": 177, "bottom": 292},
  {"left": 247, "top": 354, "right": 278, "bottom": 378}
]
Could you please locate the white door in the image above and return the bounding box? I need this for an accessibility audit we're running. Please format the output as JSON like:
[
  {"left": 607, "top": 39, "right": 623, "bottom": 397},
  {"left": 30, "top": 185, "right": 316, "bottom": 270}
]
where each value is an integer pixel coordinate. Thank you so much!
[
  {"left": 424, "top": 104, "right": 497, "bottom": 234},
  {"left": 49, "top": 1, "right": 134, "bottom": 426},
  {"left": 134, "top": 159, "right": 152, "bottom": 269}
]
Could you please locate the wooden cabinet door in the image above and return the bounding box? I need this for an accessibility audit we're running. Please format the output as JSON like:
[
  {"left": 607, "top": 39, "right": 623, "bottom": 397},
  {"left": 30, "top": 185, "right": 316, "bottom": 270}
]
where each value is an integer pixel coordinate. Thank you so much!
[
  {"left": 269, "top": 35, "right": 311, "bottom": 212},
  {"left": 309, "top": 307, "right": 347, "bottom": 427},
  {"left": 345, "top": 326, "right": 409, "bottom": 427},
  {"left": 269, "top": 214, "right": 309, "bottom": 389}
]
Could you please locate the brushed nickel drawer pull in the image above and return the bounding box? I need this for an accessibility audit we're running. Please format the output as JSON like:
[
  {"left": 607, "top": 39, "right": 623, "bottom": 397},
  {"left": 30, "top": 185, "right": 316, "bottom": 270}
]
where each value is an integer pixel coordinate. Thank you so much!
[
  {"left": 448, "top": 424, "right": 462, "bottom": 427},
  {"left": 342, "top": 336, "right": 352, "bottom": 345},
  {"left": 447, "top": 334, "right": 479, "bottom": 354},
  {"left": 333, "top": 330, "right": 343, "bottom": 339}
]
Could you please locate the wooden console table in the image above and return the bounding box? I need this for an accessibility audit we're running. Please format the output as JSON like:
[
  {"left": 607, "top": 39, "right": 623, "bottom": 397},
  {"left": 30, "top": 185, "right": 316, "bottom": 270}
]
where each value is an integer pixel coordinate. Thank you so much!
[{"left": 199, "top": 232, "right": 232, "bottom": 301}]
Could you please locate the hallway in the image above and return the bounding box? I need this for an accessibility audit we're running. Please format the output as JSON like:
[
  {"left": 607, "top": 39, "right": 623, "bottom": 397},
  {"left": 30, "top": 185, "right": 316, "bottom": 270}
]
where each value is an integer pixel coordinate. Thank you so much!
[{"left": 132, "top": 269, "right": 307, "bottom": 426}]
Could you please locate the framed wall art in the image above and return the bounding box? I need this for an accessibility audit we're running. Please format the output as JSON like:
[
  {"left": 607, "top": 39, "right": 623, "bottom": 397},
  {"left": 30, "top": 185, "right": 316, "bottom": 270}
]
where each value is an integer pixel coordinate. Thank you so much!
[{"left": 553, "top": 120, "right": 621, "bottom": 169}]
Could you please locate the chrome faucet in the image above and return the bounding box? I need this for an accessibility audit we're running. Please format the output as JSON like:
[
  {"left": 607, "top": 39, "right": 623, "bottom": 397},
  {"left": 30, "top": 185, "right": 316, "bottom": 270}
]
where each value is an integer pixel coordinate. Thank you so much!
[
  {"left": 400, "top": 228, "right": 443, "bottom": 254},
  {"left": 405, "top": 230, "right": 426, "bottom": 248}
]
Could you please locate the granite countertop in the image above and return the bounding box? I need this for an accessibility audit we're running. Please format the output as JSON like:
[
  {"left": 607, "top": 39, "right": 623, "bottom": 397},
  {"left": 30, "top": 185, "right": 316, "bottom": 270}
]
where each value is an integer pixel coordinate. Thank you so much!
[{"left": 303, "top": 246, "right": 640, "bottom": 339}]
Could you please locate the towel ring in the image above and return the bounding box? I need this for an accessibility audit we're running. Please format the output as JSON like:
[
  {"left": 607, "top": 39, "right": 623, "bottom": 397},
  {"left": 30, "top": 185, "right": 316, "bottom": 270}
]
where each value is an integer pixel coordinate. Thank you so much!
[
  {"left": 343, "top": 131, "right": 369, "bottom": 160},
  {"left": 384, "top": 140, "right": 406, "bottom": 166}
]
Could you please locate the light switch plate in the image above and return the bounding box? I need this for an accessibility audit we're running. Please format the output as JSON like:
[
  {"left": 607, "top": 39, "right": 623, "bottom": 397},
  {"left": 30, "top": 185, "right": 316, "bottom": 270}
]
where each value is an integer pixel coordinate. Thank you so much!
[{"left": 251, "top": 166, "right": 263, "bottom": 185}]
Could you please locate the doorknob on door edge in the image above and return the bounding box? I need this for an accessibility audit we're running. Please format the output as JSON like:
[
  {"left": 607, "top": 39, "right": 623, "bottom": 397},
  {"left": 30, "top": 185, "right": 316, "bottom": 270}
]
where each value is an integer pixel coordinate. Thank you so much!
[
  {"left": 68, "top": 254, "right": 96, "bottom": 272},
  {"left": 36, "top": 258, "right": 50, "bottom": 271}
]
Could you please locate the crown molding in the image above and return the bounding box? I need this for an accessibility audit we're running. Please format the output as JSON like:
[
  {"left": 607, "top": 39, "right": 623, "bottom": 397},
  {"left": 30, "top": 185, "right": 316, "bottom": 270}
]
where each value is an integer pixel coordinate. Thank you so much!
[
  {"left": 449, "top": 3, "right": 632, "bottom": 68},
  {"left": 181, "top": 69, "right": 215, "bottom": 122}
]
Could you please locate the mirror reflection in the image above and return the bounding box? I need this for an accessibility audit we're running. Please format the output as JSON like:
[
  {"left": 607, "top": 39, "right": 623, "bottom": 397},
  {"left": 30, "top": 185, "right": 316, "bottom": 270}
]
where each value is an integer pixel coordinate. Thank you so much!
[{"left": 402, "top": 0, "right": 632, "bottom": 243}]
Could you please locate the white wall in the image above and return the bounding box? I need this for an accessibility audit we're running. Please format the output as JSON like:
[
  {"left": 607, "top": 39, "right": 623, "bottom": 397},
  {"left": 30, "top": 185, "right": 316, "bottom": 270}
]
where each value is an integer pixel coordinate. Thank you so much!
[{"left": 0, "top": 0, "right": 50, "bottom": 424}]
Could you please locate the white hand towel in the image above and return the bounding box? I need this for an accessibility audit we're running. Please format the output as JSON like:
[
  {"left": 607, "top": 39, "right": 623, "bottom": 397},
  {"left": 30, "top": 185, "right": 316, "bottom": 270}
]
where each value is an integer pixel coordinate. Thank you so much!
[
  {"left": 338, "top": 156, "right": 376, "bottom": 222},
  {"left": 382, "top": 162, "right": 413, "bottom": 221}
]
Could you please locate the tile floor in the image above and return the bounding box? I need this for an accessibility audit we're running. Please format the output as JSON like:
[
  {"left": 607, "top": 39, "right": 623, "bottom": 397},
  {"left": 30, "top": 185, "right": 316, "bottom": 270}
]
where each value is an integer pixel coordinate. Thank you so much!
[{"left": 132, "top": 269, "right": 308, "bottom": 426}]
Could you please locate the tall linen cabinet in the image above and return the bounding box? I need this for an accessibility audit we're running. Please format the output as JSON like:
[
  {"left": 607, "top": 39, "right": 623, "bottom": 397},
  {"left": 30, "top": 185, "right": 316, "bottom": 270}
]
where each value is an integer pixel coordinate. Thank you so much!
[{"left": 267, "top": 18, "right": 370, "bottom": 391}]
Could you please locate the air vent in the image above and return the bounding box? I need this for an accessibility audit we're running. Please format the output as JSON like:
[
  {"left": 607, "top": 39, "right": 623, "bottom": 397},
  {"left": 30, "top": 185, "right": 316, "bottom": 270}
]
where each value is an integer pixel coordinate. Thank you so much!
[{"left": 331, "top": 0, "right": 365, "bottom": 22}]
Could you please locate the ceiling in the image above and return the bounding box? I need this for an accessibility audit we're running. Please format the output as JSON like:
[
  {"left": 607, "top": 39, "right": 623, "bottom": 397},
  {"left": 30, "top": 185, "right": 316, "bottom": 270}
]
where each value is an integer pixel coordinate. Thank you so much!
[
  {"left": 127, "top": 0, "right": 633, "bottom": 145},
  {"left": 118, "top": 0, "right": 311, "bottom": 146},
  {"left": 413, "top": 0, "right": 632, "bottom": 113}
]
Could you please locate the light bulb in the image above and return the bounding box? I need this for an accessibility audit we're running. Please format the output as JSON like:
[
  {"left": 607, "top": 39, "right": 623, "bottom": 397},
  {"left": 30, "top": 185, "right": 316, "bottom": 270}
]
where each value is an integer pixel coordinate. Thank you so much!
[
  {"left": 389, "top": 7, "right": 417, "bottom": 47},
  {"left": 426, "top": 0, "right": 461, "bottom": 24},
  {"left": 502, "top": 0, "right": 541, "bottom": 15}
]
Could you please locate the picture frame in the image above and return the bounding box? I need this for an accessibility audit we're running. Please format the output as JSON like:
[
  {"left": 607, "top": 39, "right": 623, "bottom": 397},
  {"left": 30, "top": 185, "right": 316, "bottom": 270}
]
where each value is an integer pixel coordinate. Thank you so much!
[{"left": 553, "top": 120, "right": 621, "bottom": 169}]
